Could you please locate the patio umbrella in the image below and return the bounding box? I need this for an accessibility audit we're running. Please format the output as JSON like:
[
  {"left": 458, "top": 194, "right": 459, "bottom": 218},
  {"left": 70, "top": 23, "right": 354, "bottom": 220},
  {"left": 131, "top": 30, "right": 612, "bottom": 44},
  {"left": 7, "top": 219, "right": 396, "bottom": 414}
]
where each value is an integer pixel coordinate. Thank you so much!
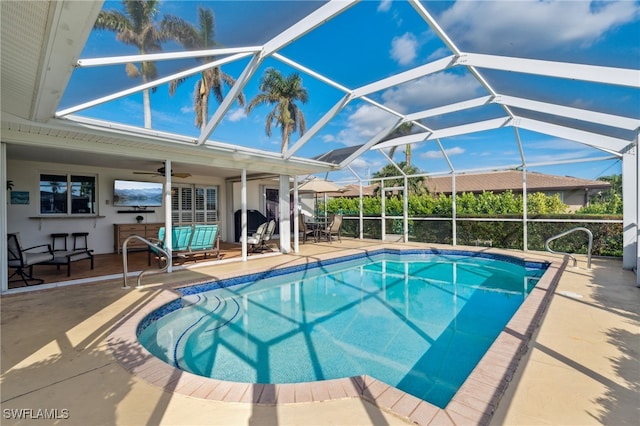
[
  {"left": 295, "top": 178, "right": 343, "bottom": 223},
  {"left": 296, "top": 178, "right": 343, "bottom": 194}
]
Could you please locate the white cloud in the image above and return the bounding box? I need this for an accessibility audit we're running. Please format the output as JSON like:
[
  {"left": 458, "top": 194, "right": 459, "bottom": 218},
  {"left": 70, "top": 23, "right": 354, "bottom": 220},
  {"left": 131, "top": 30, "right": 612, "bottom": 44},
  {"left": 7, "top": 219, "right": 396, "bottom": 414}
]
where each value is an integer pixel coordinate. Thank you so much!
[
  {"left": 336, "top": 104, "right": 399, "bottom": 147},
  {"left": 151, "top": 109, "right": 184, "bottom": 125},
  {"left": 381, "top": 72, "right": 483, "bottom": 113},
  {"left": 322, "top": 134, "right": 335, "bottom": 143},
  {"left": 226, "top": 108, "right": 246, "bottom": 122},
  {"left": 390, "top": 32, "right": 418, "bottom": 65},
  {"left": 427, "top": 46, "right": 452, "bottom": 62},
  {"left": 377, "top": 0, "right": 392, "bottom": 13},
  {"left": 438, "top": 1, "right": 640, "bottom": 54},
  {"left": 336, "top": 72, "right": 482, "bottom": 148},
  {"left": 180, "top": 105, "right": 193, "bottom": 114},
  {"left": 527, "top": 138, "right": 592, "bottom": 151},
  {"left": 503, "top": 137, "right": 596, "bottom": 164},
  {"left": 421, "top": 146, "right": 465, "bottom": 159},
  {"left": 348, "top": 156, "right": 385, "bottom": 179}
]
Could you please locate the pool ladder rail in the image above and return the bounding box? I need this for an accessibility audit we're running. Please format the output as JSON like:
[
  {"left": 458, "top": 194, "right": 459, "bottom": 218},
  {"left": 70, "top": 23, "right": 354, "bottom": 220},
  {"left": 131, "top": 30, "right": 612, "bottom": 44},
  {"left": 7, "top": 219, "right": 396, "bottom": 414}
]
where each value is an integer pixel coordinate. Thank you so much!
[
  {"left": 545, "top": 226, "right": 593, "bottom": 270},
  {"left": 121, "top": 235, "right": 170, "bottom": 289}
]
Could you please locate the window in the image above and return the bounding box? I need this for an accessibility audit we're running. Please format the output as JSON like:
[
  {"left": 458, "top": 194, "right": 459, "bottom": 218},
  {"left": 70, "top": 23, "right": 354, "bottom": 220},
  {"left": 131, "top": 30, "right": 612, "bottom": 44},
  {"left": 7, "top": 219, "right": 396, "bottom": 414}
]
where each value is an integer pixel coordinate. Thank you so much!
[
  {"left": 544, "top": 191, "right": 564, "bottom": 202},
  {"left": 40, "top": 173, "right": 96, "bottom": 215},
  {"left": 171, "top": 184, "right": 218, "bottom": 225}
]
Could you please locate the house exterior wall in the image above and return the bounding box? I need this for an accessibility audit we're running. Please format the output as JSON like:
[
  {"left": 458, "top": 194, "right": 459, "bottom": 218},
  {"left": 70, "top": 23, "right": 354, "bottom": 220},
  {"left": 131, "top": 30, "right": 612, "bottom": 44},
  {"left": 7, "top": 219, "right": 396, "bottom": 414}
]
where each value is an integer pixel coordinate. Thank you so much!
[
  {"left": 230, "top": 181, "right": 315, "bottom": 220},
  {"left": 562, "top": 189, "right": 589, "bottom": 212},
  {"left": 6, "top": 160, "right": 227, "bottom": 254}
]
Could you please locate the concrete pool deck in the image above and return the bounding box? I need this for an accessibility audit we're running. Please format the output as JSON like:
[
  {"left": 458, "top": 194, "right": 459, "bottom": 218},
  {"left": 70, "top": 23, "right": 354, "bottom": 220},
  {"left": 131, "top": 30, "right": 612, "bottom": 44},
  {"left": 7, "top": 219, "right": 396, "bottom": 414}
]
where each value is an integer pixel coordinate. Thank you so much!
[{"left": 1, "top": 240, "right": 638, "bottom": 425}]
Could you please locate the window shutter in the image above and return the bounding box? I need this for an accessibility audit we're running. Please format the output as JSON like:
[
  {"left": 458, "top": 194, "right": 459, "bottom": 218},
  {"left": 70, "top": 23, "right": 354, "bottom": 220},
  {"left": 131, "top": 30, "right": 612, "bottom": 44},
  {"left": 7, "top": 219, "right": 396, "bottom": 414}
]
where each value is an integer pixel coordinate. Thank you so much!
[{"left": 171, "top": 184, "right": 218, "bottom": 225}]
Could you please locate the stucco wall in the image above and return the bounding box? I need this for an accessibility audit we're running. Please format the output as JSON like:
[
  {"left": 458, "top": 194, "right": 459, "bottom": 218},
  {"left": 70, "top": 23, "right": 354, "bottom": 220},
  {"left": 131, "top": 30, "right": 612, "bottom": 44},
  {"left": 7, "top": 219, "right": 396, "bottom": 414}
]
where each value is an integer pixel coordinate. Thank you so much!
[{"left": 6, "top": 160, "right": 227, "bottom": 254}]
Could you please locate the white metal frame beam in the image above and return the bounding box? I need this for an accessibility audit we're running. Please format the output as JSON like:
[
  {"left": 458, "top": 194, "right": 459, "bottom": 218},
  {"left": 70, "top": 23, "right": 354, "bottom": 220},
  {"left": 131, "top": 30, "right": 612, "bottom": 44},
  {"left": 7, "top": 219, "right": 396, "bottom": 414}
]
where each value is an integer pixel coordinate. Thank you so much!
[
  {"left": 373, "top": 117, "right": 511, "bottom": 151},
  {"left": 404, "top": 96, "right": 493, "bottom": 122},
  {"left": 409, "top": 0, "right": 515, "bottom": 120},
  {"left": 285, "top": 94, "right": 353, "bottom": 159},
  {"left": 198, "top": 1, "right": 355, "bottom": 147},
  {"left": 262, "top": 1, "right": 357, "bottom": 56},
  {"left": 57, "top": 52, "right": 253, "bottom": 118},
  {"left": 372, "top": 115, "right": 633, "bottom": 156},
  {"left": 351, "top": 56, "right": 455, "bottom": 98},
  {"left": 621, "top": 145, "right": 638, "bottom": 276},
  {"left": 197, "top": 53, "right": 262, "bottom": 145},
  {"left": 76, "top": 47, "right": 262, "bottom": 67},
  {"left": 517, "top": 117, "right": 630, "bottom": 154},
  {"left": 495, "top": 95, "right": 639, "bottom": 131},
  {"left": 457, "top": 53, "right": 640, "bottom": 88},
  {"left": 339, "top": 118, "right": 404, "bottom": 168}
]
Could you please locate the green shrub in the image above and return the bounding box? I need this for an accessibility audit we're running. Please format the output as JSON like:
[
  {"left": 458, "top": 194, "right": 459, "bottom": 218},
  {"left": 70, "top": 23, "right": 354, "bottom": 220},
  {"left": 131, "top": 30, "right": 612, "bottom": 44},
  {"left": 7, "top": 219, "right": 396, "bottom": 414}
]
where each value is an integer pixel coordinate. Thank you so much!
[{"left": 326, "top": 192, "right": 621, "bottom": 256}]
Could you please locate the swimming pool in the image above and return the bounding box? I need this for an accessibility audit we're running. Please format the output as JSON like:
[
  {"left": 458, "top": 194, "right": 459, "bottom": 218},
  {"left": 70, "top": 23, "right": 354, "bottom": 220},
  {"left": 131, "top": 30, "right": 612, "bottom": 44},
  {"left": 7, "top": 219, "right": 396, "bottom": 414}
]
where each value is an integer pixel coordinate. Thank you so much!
[{"left": 138, "top": 249, "right": 548, "bottom": 408}]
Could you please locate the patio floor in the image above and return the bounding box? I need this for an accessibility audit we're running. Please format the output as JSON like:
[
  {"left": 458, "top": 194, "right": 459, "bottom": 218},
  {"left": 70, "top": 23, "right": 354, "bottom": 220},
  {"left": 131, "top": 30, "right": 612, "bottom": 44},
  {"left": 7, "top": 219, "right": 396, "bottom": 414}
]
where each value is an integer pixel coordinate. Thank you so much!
[{"left": 1, "top": 239, "right": 638, "bottom": 425}]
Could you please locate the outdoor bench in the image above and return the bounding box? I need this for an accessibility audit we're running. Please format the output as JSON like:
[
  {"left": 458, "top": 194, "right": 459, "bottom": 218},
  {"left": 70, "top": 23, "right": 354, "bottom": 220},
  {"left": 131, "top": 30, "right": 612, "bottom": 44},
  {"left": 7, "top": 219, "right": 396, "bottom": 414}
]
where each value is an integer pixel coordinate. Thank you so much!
[{"left": 148, "top": 223, "right": 220, "bottom": 265}]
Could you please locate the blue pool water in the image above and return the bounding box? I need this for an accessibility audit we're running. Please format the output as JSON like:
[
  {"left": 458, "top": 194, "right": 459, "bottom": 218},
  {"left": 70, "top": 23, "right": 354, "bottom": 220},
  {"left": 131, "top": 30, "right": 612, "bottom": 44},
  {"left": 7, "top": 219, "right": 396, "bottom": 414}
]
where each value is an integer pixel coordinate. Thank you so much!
[{"left": 138, "top": 250, "right": 548, "bottom": 408}]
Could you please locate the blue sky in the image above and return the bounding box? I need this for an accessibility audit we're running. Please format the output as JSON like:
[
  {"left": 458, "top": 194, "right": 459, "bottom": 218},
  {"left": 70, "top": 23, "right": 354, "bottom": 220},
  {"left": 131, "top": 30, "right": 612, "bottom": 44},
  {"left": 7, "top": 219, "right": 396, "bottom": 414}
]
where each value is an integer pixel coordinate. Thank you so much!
[{"left": 62, "top": 0, "right": 639, "bottom": 183}]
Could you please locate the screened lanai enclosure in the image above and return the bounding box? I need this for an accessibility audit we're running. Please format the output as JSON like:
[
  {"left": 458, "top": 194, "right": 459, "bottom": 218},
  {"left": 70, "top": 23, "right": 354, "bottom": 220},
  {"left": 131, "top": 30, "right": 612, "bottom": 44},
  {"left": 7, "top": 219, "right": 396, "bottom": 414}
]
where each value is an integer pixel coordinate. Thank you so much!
[{"left": 1, "top": 0, "right": 638, "bottom": 291}]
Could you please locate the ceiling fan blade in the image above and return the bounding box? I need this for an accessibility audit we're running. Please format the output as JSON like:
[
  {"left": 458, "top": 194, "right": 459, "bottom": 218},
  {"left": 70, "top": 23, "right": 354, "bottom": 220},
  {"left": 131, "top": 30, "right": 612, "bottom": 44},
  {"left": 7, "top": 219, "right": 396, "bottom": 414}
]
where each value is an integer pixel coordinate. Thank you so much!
[{"left": 132, "top": 164, "right": 190, "bottom": 178}]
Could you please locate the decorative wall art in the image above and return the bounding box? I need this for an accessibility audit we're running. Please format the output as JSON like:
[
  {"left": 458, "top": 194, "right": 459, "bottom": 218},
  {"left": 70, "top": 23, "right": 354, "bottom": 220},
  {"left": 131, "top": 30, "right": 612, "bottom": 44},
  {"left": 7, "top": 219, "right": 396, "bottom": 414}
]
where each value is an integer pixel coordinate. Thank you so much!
[{"left": 10, "top": 191, "right": 29, "bottom": 205}]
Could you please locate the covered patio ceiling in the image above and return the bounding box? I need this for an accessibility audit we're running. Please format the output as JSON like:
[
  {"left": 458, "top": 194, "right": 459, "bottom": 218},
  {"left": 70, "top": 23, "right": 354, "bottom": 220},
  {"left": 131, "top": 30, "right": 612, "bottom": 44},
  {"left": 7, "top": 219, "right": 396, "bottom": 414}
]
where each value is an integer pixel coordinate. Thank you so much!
[{"left": 0, "top": 0, "right": 638, "bottom": 181}]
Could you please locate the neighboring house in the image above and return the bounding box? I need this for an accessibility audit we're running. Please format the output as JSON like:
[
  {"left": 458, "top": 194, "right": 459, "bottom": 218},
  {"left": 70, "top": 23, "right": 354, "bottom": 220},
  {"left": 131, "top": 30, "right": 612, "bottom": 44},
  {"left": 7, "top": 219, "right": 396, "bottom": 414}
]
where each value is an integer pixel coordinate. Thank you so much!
[
  {"left": 425, "top": 171, "right": 610, "bottom": 212},
  {"left": 330, "top": 171, "right": 610, "bottom": 212}
]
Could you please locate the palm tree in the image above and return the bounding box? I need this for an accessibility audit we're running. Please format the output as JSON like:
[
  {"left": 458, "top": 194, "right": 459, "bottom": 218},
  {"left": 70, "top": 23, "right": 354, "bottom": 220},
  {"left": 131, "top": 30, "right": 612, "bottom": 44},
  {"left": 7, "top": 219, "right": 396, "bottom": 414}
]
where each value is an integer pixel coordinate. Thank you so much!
[
  {"left": 94, "top": 0, "right": 172, "bottom": 129},
  {"left": 246, "top": 68, "right": 308, "bottom": 152},
  {"left": 383, "top": 122, "right": 415, "bottom": 165},
  {"left": 162, "top": 7, "right": 245, "bottom": 129},
  {"left": 372, "top": 162, "right": 427, "bottom": 196}
]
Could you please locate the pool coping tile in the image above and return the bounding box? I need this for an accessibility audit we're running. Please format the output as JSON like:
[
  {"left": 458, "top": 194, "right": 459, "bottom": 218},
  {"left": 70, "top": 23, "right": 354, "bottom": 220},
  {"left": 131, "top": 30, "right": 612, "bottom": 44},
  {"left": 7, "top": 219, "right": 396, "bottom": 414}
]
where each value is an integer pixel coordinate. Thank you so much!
[
  {"left": 108, "top": 246, "right": 564, "bottom": 425},
  {"left": 293, "top": 382, "right": 313, "bottom": 403},
  {"left": 309, "top": 381, "right": 331, "bottom": 402}
]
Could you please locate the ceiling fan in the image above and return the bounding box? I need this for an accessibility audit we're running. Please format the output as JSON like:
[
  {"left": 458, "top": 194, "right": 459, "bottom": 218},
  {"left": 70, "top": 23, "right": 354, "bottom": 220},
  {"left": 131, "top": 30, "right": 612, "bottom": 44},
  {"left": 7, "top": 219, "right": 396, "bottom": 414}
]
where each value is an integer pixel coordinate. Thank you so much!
[{"left": 133, "top": 163, "right": 192, "bottom": 178}]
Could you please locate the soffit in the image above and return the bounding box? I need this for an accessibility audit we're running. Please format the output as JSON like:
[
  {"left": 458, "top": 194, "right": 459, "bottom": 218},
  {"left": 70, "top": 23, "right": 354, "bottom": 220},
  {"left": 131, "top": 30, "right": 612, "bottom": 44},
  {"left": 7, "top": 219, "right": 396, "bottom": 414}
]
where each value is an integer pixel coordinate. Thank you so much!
[
  {"left": 0, "top": 0, "right": 52, "bottom": 119},
  {"left": 0, "top": 0, "right": 102, "bottom": 121},
  {"left": 1, "top": 116, "right": 334, "bottom": 178}
]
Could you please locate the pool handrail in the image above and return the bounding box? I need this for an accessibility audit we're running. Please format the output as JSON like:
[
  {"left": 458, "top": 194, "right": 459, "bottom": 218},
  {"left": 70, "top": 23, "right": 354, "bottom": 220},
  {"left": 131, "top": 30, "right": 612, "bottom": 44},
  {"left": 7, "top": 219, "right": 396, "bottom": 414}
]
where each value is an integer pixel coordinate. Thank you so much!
[
  {"left": 122, "top": 235, "right": 169, "bottom": 289},
  {"left": 545, "top": 226, "right": 592, "bottom": 270}
]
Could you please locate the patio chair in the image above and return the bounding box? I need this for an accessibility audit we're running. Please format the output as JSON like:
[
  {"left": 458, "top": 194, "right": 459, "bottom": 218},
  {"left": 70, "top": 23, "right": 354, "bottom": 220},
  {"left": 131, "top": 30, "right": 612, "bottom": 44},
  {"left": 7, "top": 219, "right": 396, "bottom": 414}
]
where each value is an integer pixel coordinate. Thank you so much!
[
  {"left": 298, "top": 215, "right": 315, "bottom": 243},
  {"left": 42, "top": 232, "right": 94, "bottom": 277},
  {"left": 7, "top": 233, "right": 55, "bottom": 286},
  {"left": 319, "top": 214, "right": 343, "bottom": 243},
  {"left": 246, "top": 221, "right": 269, "bottom": 253},
  {"left": 257, "top": 220, "right": 277, "bottom": 252}
]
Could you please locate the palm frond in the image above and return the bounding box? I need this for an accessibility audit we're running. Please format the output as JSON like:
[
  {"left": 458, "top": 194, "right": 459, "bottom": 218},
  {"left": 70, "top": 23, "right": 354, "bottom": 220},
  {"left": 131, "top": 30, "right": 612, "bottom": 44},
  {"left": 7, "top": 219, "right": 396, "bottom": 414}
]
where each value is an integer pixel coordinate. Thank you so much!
[
  {"left": 198, "top": 7, "right": 216, "bottom": 46},
  {"left": 265, "top": 109, "right": 277, "bottom": 137},
  {"left": 125, "top": 62, "right": 140, "bottom": 78},
  {"left": 160, "top": 15, "right": 200, "bottom": 49},
  {"left": 94, "top": 10, "right": 131, "bottom": 32}
]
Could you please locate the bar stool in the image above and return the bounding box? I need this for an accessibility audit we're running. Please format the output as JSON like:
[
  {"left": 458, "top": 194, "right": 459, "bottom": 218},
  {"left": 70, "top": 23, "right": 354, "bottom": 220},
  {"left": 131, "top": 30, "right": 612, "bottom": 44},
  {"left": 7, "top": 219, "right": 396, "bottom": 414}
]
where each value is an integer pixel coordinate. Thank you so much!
[
  {"left": 50, "top": 233, "right": 69, "bottom": 252},
  {"left": 72, "top": 232, "right": 89, "bottom": 250}
]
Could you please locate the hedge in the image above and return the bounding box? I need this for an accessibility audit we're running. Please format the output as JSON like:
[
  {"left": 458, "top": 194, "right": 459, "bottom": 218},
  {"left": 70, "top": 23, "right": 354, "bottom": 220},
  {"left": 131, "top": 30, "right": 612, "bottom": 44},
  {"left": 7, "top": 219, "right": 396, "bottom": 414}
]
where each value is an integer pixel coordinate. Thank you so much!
[{"left": 325, "top": 194, "right": 622, "bottom": 257}]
